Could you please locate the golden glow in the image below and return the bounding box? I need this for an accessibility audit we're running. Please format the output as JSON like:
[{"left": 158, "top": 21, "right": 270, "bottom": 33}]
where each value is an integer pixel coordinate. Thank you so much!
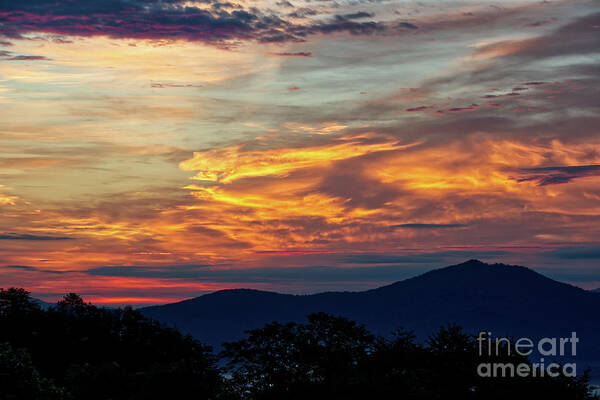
[{"left": 180, "top": 136, "right": 418, "bottom": 183}]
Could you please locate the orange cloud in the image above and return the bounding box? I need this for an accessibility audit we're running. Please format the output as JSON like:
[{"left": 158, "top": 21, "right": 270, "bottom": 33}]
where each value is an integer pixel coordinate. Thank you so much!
[{"left": 179, "top": 135, "right": 418, "bottom": 183}]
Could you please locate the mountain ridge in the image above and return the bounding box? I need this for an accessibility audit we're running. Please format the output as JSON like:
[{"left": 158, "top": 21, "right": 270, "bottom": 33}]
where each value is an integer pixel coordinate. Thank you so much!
[{"left": 140, "top": 260, "right": 600, "bottom": 359}]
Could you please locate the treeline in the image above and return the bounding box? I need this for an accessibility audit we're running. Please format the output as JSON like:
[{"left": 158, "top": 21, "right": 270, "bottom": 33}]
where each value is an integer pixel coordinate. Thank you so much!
[{"left": 0, "top": 288, "right": 597, "bottom": 400}]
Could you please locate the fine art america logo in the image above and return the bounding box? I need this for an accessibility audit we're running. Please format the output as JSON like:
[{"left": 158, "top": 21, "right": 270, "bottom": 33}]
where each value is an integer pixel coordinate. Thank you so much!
[{"left": 477, "top": 331, "right": 579, "bottom": 378}]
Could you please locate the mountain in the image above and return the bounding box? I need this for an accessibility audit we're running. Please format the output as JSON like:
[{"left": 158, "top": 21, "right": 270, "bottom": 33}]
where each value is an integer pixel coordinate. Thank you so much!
[
  {"left": 32, "top": 298, "right": 54, "bottom": 310},
  {"left": 593, "top": 289, "right": 600, "bottom": 293},
  {"left": 140, "top": 260, "right": 600, "bottom": 359}
]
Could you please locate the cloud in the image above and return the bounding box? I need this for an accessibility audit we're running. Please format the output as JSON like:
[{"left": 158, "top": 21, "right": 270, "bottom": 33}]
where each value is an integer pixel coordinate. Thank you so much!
[
  {"left": 2, "top": 265, "right": 68, "bottom": 274},
  {"left": 445, "top": 104, "right": 479, "bottom": 113},
  {"left": 336, "top": 12, "right": 375, "bottom": 20},
  {"left": 2, "top": 55, "right": 50, "bottom": 61},
  {"left": 339, "top": 251, "right": 508, "bottom": 265},
  {"left": 0, "top": 233, "right": 74, "bottom": 240},
  {"left": 480, "top": 92, "right": 520, "bottom": 99},
  {"left": 273, "top": 51, "right": 312, "bottom": 57},
  {"left": 473, "top": 13, "right": 600, "bottom": 61},
  {"left": 543, "top": 247, "right": 600, "bottom": 260},
  {"left": 84, "top": 263, "right": 426, "bottom": 283},
  {"left": 3, "top": 265, "right": 37, "bottom": 271},
  {"left": 86, "top": 264, "right": 213, "bottom": 279},
  {"left": 398, "top": 22, "right": 418, "bottom": 29},
  {"left": 0, "top": 0, "right": 390, "bottom": 46},
  {"left": 312, "top": 162, "right": 402, "bottom": 210},
  {"left": 518, "top": 165, "right": 600, "bottom": 186},
  {"left": 150, "top": 82, "right": 204, "bottom": 88},
  {"left": 1, "top": 3, "right": 600, "bottom": 300},
  {"left": 288, "top": 8, "right": 317, "bottom": 19},
  {"left": 392, "top": 223, "right": 467, "bottom": 229},
  {"left": 179, "top": 135, "right": 413, "bottom": 183},
  {"left": 404, "top": 106, "right": 433, "bottom": 112},
  {"left": 276, "top": 0, "right": 295, "bottom": 8}
]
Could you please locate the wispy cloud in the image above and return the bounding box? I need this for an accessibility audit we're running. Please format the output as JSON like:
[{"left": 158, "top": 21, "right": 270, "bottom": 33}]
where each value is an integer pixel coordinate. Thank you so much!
[
  {"left": 0, "top": 233, "right": 74, "bottom": 241},
  {"left": 518, "top": 165, "right": 600, "bottom": 186},
  {"left": 392, "top": 223, "right": 468, "bottom": 229}
]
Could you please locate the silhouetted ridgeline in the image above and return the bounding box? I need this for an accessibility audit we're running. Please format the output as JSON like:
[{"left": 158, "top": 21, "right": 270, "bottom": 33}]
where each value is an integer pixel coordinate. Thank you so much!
[
  {"left": 140, "top": 260, "right": 600, "bottom": 359},
  {"left": 1, "top": 288, "right": 598, "bottom": 400}
]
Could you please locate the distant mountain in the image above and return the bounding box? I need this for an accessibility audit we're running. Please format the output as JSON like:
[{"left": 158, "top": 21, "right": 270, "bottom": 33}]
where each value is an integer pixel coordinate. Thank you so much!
[
  {"left": 32, "top": 298, "right": 54, "bottom": 310},
  {"left": 140, "top": 260, "right": 600, "bottom": 359},
  {"left": 593, "top": 289, "right": 600, "bottom": 293}
]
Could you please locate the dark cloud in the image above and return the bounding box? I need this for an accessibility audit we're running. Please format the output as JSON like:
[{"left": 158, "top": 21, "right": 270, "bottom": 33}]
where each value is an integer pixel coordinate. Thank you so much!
[
  {"left": 0, "top": 0, "right": 388, "bottom": 45},
  {"left": 474, "top": 13, "right": 600, "bottom": 61},
  {"left": 335, "top": 12, "right": 374, "bottom": 20},
  {"left": 276, "top": 0, "right": 295, "bottom": 8},
  {"left": 311, "top": 158, "right": 402, "bottom": 210},
  {"left": 543, "top": 246, "right": 600, "bottom": 260},
  {"left": 2, "top": 265, "right": 69, "bottom": 274},
  {"left": 83, "top": 260, "right": 518, "bottom": 284},
  {"left": 392, "top": 223, "right": 467, "bottom": 229},
  {"left": 273, "top": 51, "right": 312, "bottom": 57},
  {"left": 339, "top": 251, "right": 508, "bottom": 265},
  {"left": 398, "top": 22, "right": 418, "bottom": 29},
  {"left": 518, "top": 165, "right": 600, "bottom": 186},
  {"left": 339, "top": 254, "right": 437, "bottom": 264},
  {"left": 404, "top": 105, "right": 433, "bottom": 112},
  {"left": 0, "top": 233, "right": 74, "bottom": 240},
  {"left": 480, "top": 92, "right": 520, "bottom": 99},
  {"left": 445, "top": 104, "right": 479, "bottom": 113},
  {"left": 211, "top": 2, "right": 242, "bottom": 11},
  {"left": 309, "top": 19, "right": 385, "bottom": 35},
  {"left": 84, "top": 263, "right": 430, "bottom": 283},
  {"left": 3, "top": 265, "right": 37, "bottom": 271},
  {"left": 525, "top": 19, "right": 556, "bottom": 28},
  {"left": 288, "top": 7, "right": 317, "bottom": 19},
  {"left": 2, "top": 55, "right": 50, "bottom": 61},
  {"left": 86, "top": 264, "right": 213, "bottom": 279}
]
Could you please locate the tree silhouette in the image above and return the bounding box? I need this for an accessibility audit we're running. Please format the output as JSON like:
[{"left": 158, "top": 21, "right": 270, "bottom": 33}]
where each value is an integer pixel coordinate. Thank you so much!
[
  {"left": 1, "top": 288, "right": 598, "bottom": 400},
  {"left": 224, "top": 317, "right": 600, "bottom": 400},
  {"left": 0, "top": 288, "right": 228, "bottom": 400},
  {"left": 222, "top": 313, "right": 376, "bottom": 399}
]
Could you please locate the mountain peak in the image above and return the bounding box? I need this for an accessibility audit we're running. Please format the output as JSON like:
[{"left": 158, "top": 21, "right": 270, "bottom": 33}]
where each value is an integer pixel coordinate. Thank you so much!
[
  {"left": 453, "top": 259, "right": 491, "bottom": 269},
  {"left": 462, "top": 259, "right": 487, "bottom": 265}
]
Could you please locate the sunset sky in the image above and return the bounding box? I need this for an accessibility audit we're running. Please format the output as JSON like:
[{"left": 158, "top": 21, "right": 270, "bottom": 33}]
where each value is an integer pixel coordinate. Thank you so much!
[{"left": 1, "top": 0, "right": 599, "bottom": 305}]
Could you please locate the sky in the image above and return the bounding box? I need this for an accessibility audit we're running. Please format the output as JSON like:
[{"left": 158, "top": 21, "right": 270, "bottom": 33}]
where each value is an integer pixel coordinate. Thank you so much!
[{"left": 0, "top": 0, "right": 599, "bottom": 306}]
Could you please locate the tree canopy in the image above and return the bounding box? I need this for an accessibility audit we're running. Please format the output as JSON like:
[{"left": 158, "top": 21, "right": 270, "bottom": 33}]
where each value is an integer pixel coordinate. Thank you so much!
[{"left": 1, "top": 287, "right": 598, "bottom": 400}]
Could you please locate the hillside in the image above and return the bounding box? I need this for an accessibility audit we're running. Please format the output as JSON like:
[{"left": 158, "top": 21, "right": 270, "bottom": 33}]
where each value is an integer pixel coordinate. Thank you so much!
[{"left": 140, "top": 260, "right": 600, "bottom": 358}]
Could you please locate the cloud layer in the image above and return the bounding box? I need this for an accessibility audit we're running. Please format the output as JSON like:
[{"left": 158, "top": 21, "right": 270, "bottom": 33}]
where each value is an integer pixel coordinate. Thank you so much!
[{"left": 1, "top": 0, "right": 599, "bottom": 304}]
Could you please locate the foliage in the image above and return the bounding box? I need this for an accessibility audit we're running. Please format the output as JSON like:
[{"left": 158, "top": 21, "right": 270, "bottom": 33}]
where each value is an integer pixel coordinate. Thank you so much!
[
  {"left": 0, "top": 288, "right": 227, "bottom": 400},
  {"left": 1, "top": 287, "right": 598, "bottom": 400},
  {"left": 0, "top": 342, "right": 68, "bottom": 400}
]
